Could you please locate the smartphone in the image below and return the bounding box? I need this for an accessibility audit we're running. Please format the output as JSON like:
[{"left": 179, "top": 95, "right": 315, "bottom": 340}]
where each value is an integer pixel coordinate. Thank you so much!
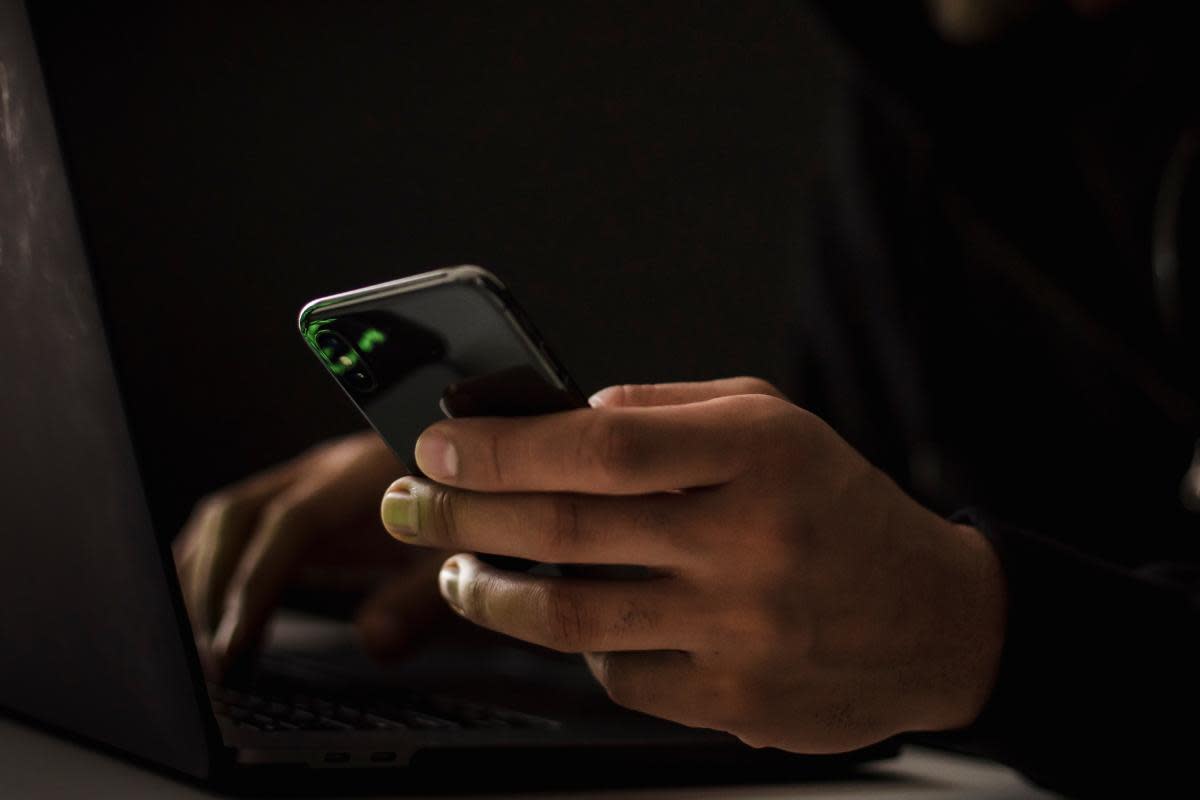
[{"left": 298, "top": 266, "right": 588, "bottom": 570}]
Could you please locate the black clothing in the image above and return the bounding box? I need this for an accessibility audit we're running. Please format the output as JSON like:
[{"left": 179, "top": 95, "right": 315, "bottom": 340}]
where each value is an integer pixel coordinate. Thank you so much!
[{"left": 793, "top": 1, "right": 1200, "bottom": 795}]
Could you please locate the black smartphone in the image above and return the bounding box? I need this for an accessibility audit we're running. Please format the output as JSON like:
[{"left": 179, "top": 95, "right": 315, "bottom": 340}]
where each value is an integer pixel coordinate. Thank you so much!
[{"left": 298, "top": 266, "right": 588, "bottom": 571}]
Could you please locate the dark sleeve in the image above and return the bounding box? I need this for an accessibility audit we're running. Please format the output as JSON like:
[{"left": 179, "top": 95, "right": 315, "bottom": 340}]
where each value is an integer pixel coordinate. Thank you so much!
[
  {"left": 786, "top": 15, "right": 1200, "bottom": 794},
  {"left": 909, "top": 509, "right": 1200, "bottom": 797}
]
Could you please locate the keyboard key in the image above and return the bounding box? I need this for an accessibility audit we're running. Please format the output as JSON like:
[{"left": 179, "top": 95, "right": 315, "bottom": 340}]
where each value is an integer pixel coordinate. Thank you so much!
[
  {"left": 363, "top": 713, "right": 404, "bottom": 730},
  {"left": 494, "top": 710, "right": 562, "bottom": 730},
  {"left": 208, "top": 681, "right": 563, "bottom": 734},
  {"left": 463, "top": 718, "right": 510, "bottom": 729},
  {"left": 334, "top": 705, "right": 364, "bottom": 724},
  {"left": 315, "top": 716, "right": 353, "bottom": 731},
  {"left": 397, "top": 710, "right": 457, "bottom": 729}
]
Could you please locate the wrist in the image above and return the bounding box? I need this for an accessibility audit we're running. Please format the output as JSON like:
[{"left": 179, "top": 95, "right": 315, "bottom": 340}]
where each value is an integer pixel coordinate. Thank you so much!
[{"left": 929, "top": 520, "right": 1009, "bottom": 731}]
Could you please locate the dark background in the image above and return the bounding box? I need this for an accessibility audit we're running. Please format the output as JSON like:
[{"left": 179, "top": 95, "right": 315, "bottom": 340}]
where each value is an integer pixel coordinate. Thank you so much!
[{"left": 30, "top": 1, "right": 840, "bottom": 538}]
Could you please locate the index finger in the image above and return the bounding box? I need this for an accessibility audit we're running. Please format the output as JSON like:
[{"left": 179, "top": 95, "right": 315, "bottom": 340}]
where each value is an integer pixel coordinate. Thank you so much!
[{"left": 414, "top": 396, "right": 759, "bottom": 494}]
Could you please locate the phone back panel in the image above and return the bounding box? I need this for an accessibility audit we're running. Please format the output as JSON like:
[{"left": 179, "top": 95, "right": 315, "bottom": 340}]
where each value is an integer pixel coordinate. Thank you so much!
[{"left": 299, "top": 269, "right": 585, "bottom": 475}]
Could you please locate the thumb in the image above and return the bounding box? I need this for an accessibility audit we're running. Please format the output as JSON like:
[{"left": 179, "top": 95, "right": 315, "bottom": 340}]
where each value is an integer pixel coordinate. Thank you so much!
[{"left": 588, "top": 376, "right": 787, "bottom": 408}]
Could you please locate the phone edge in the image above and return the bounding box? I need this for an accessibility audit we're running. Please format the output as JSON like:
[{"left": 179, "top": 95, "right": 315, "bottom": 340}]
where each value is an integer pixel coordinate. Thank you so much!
[{"left": 296, "top": 265, "right": 501, "bottom": 334}]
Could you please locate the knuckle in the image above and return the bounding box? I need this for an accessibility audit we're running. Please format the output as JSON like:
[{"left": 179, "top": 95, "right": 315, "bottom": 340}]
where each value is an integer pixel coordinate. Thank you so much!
[
  {"left": 732, "top": 391, "right": 790, "bottom": 421},
  {"left": 612, "top": 597, "right": 656, "bottom": 637},
  {"left": 457, "top": 569, "right": 491, "bottom": 622},
  {"left": 298, "top": 436, "right": 351, "bottom": 468},
  {"left": 723, "top": 393, "right": 804, "bottom": 466},
  {"left": 632, "top": 501, "right": 683, "bottom": 553},
  {"left": 257, "top": 495, "right": 321, "bottom": 547},
  {"left": 427, "top": 485, "right": 461, "bottom": 545},
  {"left": 733, "top": 376, "right": 784, "bottom": 399},
  {"left": 584, "top": 414, "right": 643, "bottom": 484},
  {"left": 616, "top": 384, "right": 655, "bottom": 405},
  {"left": 193, "top": 491, "right": 227, "bottom": 518},
  {"left": 786, "top": 403, "right": 831, "bottom": 444},
  {"left": 196, "top": 491, "right": 242, "bottom": 528},
  {"left": 542, "top": 586, "right": 593, "bottom": 651},
  {"left": 259, "top": 496, "right": 304, "bottom": 530},
  {"left": 485, "top": 428, "right": 507, "bottom": 486},
  {"left": 544, "top": 495, "right": 586, "bottom": 557}
]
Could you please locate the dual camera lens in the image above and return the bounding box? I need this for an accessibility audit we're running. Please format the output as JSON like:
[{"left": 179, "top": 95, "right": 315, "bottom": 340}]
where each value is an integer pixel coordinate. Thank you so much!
[{"left": 315, "top": 330, "right": 376, "bottom": 392}]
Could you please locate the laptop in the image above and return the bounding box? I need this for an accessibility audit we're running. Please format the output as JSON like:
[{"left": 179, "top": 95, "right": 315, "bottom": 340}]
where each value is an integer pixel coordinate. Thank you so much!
[{"left": 0, "top": 0, "right": 898, "bottom": 791}]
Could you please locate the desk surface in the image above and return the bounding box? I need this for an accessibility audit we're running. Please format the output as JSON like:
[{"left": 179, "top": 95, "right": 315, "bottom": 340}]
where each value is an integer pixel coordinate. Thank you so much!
[{"left": 0, "top": 716, "right": 1057, "bottom": 799}]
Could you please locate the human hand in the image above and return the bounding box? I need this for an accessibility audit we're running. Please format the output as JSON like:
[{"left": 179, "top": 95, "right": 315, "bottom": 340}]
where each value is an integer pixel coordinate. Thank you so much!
[
  {"left": 380, "top": 377, "right": 1007, "bottom": 753},
  {"left": 174, "top": 431, "right": 448, "bottom": 678}
]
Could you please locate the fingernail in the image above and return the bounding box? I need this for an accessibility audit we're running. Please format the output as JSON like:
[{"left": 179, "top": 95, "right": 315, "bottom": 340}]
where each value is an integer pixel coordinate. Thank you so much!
[
  {"left": 587, "top": 387, "right": 615, "bottom": 407},
  {"left": 381, "top": 489, "right": 419, "bottom": 540},
  {"left": 415, "top": 431, "right": 458, "bottom": 480},
  {"left": 439, "top": 560, "right": 463, "bottom": 614}
]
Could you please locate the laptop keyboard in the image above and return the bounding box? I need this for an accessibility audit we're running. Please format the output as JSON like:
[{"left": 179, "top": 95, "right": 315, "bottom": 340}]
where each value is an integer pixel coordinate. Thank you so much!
[{"left": 208, "top": 684, "right": 561, "bottom": 734}]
